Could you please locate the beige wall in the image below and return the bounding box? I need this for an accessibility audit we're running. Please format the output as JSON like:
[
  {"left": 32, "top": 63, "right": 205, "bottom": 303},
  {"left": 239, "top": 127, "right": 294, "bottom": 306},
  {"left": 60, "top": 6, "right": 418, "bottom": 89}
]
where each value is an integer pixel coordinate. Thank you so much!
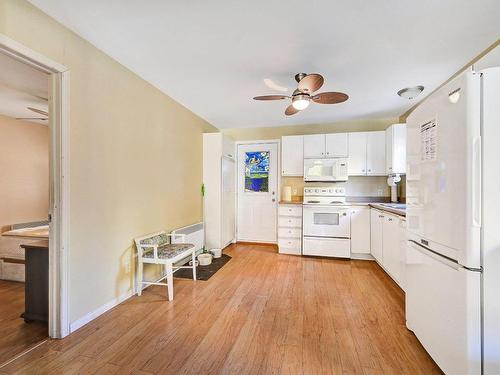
[
  {"left": 0, "top": 114, "right": 49, "bottom": 230},
  {"left": 222, "top": 118, "right": 397, "bottom": 141},
  {"left": 1, "top": 0, "right": 217, "bottom": 323}
]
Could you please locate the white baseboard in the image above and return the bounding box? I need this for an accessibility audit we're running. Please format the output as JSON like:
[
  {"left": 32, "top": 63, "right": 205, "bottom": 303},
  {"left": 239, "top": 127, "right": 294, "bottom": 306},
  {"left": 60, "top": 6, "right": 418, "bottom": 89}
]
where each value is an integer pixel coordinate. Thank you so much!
[
  {"left": 69, "top": 289, "right": 135, "bottom": 333},
  {"left": 350, "top": 253, "right": 375, "bottom": 261}
]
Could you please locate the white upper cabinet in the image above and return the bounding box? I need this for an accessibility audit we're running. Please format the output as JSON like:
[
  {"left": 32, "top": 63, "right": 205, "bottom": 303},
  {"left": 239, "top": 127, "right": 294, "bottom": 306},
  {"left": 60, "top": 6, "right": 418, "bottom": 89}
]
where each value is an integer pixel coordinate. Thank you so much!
[
  {"left": 303, "top": 134, "right": 325, "bottom": 158},
  {"left": 325, "top": 133, "right": 349, "bottom": 157},
  {"left": 281, "top": 135, "right": 304, "bottom": 176},
  {"left": 304, "top": 133, "right": 348, "bottom": 158},
  {"left": 348, "top": 132, "right": 368, "bottom": 175},
  {"left": 348, "top": 131, "right": 385, "bottom": 176},
  {"left": 366, "top": 131, "right": 386, "bottom": 175},
  {"left": 386, "top": 123, "right": 407, "bottom": 174}
]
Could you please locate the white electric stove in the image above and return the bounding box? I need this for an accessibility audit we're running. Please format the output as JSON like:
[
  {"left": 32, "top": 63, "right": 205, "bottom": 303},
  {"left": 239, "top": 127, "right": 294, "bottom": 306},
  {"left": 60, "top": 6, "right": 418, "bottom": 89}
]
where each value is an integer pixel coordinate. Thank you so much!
[{"left": 302, "top": 187, "right": 351, "bottom": 258}]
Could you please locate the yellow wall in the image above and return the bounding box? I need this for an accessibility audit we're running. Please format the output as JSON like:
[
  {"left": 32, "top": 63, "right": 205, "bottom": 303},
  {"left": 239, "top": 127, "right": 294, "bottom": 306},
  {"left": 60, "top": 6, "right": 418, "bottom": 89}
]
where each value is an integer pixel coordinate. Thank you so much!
[
  {"left": 222, "top": 118, "right": 397, "bottom": 140},
  {"left": 0, "top": 0, "right": 217, "bottom": 323},
  {"left": 0, "top": 114, "right": 49, "bottom": 230}
]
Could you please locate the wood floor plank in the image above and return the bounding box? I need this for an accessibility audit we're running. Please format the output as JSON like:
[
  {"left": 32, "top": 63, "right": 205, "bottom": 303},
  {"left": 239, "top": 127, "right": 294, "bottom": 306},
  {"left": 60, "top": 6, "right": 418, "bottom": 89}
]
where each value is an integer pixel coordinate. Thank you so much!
[
  {"left": 0, "top": 244, "right": 443, "bottom": 374},
  {"left": 0, "top": 281, "right": 47, "bottom": 367}
]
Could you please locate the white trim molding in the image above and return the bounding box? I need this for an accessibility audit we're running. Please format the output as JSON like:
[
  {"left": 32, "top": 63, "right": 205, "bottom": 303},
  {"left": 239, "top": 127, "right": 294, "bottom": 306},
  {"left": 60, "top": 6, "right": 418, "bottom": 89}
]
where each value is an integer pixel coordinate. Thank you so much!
[{"left": 0, "top": 33, "right": 70, "bottom": 338}]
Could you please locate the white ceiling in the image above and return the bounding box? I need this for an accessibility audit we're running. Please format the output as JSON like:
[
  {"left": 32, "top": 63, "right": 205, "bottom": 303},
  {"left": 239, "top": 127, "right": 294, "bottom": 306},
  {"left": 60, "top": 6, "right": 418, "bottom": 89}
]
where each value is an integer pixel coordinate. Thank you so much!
[
  {"left": 28, "top": 0, "right": 500, "bottom": 129},
  {"left": 0, "top": 52, "right": 48, "bottom": 125}
]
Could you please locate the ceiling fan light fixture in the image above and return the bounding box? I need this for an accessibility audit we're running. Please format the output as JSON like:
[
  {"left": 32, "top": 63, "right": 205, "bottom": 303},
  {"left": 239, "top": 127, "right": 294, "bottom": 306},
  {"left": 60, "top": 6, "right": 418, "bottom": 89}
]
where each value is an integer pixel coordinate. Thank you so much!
[
  {"left": 397, "top": 85, "right": 424, "bottom": 100},
  {"left": 292, "top": 94, "right": 310, "bottom": 110}
]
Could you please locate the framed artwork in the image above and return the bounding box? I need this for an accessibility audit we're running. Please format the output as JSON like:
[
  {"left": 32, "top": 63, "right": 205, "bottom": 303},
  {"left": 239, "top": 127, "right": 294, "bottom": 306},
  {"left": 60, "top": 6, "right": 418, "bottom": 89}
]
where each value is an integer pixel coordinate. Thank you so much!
[{"left": 244, "top": 151, "right": 269, "bottom": 192}]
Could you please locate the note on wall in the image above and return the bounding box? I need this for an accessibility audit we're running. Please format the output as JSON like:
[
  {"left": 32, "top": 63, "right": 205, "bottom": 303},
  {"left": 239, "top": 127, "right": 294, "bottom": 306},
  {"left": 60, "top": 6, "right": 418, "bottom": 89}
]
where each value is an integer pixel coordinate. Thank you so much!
[{"left": 421, "top": 119, "right": 437, "bottom": 161}]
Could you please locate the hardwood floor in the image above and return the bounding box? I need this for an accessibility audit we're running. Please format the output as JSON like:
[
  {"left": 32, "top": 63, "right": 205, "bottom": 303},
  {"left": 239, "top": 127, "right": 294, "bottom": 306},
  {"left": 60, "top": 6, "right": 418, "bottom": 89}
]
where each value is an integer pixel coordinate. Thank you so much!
[
  {"left": 0, "top": 244, "right": 442, "bottom": 374},
  {"left": 0, "top": 281, "right": 47, "bottom": 367}
]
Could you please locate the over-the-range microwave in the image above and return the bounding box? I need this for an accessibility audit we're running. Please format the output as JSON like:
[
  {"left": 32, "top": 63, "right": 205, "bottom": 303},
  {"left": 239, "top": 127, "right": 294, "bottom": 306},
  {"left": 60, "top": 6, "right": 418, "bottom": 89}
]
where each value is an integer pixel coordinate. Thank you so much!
[{"left": 303, "top": 158, "right": 348, "bottom": 182}]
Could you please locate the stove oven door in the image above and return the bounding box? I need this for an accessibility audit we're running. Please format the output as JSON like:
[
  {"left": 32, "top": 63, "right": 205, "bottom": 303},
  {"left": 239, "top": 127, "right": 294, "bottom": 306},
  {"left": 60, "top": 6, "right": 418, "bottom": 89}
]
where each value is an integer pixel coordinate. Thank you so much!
[{"left": 303, "top": 205, "right": 350, "bottom": 238}]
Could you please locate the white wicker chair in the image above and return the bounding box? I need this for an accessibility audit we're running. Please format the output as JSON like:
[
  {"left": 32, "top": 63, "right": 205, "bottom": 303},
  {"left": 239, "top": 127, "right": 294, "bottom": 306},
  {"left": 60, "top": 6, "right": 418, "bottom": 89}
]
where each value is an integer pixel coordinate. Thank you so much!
[{"left": 134, "top": 231, "right": 196, "bottom": 300}]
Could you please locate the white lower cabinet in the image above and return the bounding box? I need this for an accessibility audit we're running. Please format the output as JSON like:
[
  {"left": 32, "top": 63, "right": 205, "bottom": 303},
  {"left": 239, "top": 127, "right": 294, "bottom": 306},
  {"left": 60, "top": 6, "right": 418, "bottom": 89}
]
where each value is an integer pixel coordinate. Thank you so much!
[
  {"left": 350, "top": 206, "right": 371, "bottom": 254},
  {"left": 370, "top": 209, "right": 384, "bottom": 263},
  {"left": 278, "top": 204, "right": 302, "bottom": 255},
  {"left": 370, "top": 208, "right": 406, "bottom": 290},
  {"left": 382, "top": 214, "right": 401, "bottom": 283}
]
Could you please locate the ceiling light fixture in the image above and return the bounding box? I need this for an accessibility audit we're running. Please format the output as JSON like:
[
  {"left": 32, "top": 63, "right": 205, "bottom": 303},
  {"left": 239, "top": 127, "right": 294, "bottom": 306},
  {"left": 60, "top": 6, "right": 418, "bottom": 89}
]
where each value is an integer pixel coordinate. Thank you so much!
[
  {"left": 397, "top": 85, "right": 424, "bottom": 100},
  {"left": 292, "top": 94, "right": 310, "bottom": 110}
]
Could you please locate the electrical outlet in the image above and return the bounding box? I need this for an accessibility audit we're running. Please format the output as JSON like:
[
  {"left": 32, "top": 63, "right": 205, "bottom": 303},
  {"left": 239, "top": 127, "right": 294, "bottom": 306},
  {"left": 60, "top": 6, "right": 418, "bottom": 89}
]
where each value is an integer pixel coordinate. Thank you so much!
[{"left": 292, "top": 188, "right": 297, "bottom": 195}]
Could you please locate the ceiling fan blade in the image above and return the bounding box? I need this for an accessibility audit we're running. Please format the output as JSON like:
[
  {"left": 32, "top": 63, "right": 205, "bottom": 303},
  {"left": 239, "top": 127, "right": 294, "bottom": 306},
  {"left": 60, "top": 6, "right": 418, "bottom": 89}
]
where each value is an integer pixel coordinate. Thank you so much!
[
  {"left": 285, "top": 105, "right": 300, "bottom": 116},
  {"left": 312, "top": 92, "right": 349, "bottom": 104},
  {"left": 298, "top": 73, "right": 324, "bottom": 94},
  {"left": 16, "top": 117, "right": 48, "bottom": 120},
  {"left": 253, "top": 95, "right": 289, "bottom": 100},
  {"left": 27, "top": 107, "right": 49, "bottom": 116}
]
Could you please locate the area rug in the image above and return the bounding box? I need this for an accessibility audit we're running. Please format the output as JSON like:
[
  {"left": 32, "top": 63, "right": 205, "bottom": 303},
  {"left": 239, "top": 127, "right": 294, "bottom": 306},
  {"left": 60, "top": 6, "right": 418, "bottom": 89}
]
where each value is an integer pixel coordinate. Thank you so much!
[{"left": 174, "top": 254, "right": 231, "bottom": 281}]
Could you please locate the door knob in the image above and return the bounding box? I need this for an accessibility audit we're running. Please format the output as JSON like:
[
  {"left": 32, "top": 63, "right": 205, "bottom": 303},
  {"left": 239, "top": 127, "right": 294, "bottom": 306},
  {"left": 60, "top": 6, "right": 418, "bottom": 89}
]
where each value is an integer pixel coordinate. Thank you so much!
[{"left": 272, "top": 198, "right": 276, "bottom": 202}]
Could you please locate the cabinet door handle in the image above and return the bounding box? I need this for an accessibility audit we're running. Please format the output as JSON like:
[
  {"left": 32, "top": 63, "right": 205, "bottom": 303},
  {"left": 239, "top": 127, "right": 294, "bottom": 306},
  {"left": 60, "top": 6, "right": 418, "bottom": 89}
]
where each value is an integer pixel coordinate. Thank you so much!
[
  {"left": 388, "top": 218, "right": 393, "bottom": 221},
  {"left": 379, "top": 215, "right": 384, "bottom": 218}
]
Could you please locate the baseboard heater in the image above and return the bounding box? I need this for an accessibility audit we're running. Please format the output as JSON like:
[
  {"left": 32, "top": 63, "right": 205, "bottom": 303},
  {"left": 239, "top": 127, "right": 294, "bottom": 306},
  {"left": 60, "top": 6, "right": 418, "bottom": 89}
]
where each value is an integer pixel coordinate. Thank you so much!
[{"left": 171, "top": 222, "right": 204, "bottom": 266}]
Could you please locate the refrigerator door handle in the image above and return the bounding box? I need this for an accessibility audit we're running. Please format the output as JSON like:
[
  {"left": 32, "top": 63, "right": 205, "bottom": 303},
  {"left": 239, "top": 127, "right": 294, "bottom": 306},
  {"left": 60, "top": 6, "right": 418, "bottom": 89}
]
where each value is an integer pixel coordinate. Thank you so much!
[
  {"left": 408, "top": 240, "right": 460, "bottom": 270},
  {"left": 472, "top": 136, "right": 481, "bottom": 227}
]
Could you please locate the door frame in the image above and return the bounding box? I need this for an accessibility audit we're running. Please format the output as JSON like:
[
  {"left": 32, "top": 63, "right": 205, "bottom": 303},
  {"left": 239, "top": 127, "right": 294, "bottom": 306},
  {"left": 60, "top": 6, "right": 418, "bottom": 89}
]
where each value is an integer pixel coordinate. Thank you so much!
[
  {"left": 235, "top": 140, "right": 281, "bottom": 243},
  {"left": 0, "top": 34, "right": 70, "bottom": 338}
]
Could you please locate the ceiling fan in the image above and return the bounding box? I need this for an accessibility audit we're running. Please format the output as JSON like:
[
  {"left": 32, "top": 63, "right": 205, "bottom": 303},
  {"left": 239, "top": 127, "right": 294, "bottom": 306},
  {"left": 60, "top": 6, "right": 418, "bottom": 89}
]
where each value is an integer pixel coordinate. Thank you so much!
[
  {"left": 253, "top": 73, "right": 349, "bottom": 116},
  {"left": 16, "top": 106, "right": 48, "bottom": 121}
]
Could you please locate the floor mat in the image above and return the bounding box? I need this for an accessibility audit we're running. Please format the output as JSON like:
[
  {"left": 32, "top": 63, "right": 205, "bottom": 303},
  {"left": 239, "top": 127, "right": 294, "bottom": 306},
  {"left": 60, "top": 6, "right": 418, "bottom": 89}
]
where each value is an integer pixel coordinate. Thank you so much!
[{"left": 174, "top": 254, "right": 231, "bottom": 281}]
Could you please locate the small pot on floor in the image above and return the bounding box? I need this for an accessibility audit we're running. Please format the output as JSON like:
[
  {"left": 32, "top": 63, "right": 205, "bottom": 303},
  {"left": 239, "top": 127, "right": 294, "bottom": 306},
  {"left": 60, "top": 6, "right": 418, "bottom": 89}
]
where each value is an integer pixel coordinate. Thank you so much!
[
  {"left": 198, "top": 253, "right": 213, "bottom": 266},
  {"left": 210, "top": 248, "right": 222, "bottom": 258}
]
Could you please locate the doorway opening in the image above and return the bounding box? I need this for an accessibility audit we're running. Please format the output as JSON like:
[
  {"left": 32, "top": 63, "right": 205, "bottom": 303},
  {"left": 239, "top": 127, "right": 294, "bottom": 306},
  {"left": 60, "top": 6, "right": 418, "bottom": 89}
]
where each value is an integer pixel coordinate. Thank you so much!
[{"left": 0, "top": 34, "right": 69, "bottom": 367}]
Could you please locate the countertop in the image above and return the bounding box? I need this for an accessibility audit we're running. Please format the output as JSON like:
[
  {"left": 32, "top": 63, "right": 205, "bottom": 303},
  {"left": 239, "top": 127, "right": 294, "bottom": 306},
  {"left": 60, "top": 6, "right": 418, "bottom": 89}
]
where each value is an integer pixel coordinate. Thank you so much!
[
  {"left": 279, "top": 197, "right": 406, "bottom": 217},
  {"left": 20, "top": 239, "right": 49, "bottom": 250},
  {"left": 369, "top": 203, "right": 406, "bottom": 217},
  {"left": 2, "top": 225, "right": 49, "bottom": 239},
  {"left": 279, "top": 200, "right": 303, "bottom": 205}
]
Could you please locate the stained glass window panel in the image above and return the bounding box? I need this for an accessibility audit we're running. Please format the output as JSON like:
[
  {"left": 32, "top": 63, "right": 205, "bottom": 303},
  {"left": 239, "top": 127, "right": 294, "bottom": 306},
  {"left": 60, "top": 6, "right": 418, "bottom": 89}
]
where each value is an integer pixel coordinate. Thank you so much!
[{"left": 244, "top": 151, "right": 269, "bottom": 192}]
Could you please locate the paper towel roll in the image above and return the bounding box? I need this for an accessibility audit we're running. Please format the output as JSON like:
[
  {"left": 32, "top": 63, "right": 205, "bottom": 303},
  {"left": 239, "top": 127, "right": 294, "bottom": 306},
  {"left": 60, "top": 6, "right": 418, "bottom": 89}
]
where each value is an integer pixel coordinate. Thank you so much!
[{"left": 282, "top": 186, "right": 292, "bottom": 201}]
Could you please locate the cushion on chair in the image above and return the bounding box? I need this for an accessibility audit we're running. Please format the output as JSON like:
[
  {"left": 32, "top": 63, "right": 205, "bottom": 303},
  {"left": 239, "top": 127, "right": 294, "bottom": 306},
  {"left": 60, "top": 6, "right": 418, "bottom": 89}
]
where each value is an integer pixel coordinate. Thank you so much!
[
  {"left": 142, "top": 243, "right": 194, "bottom": 259},
  {"left": 140, "top": 233, "right": 169, "bottom": 247}
]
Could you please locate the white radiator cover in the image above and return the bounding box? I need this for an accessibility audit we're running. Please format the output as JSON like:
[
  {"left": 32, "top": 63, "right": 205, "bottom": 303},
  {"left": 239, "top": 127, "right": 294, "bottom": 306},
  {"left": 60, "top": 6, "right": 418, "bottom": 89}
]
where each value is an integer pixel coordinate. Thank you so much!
[{"left": 171, "top": 222, "right": 204, "bottom": 251}]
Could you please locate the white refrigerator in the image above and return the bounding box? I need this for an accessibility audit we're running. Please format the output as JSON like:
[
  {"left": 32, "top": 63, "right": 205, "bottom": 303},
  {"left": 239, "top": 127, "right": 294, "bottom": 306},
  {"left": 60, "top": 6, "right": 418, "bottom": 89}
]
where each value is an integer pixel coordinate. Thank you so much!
[{"left": 406, "top": 67, "right": 500, "bottom": 375}]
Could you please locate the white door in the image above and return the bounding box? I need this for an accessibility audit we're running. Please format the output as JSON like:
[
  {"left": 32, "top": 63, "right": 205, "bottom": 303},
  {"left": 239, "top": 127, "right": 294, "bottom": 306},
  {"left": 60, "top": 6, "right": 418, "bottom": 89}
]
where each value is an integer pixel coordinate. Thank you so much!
[
  {"left": 350, "top": 206, "right": 370, "bottom": 253},
  {"left": 281, "top": 135, "right": 303, "bottom": 176},
  {"left": 370, "top": 209, "right": 384, "bottom": 262},
  {"left": 406, "top": 71, "right": 481, "bottom": 267},
  {"left": 348, "top": 132, "right": 367, "bottom": 175},
  {"left": 406, "top": 241, "right": 481, "bottom": 375},
  {"left": 303, "top": 205, "right": 350, "bottom": 238},
  {"left": 366, "top": 131, "right": 386, "bottom": 176},
  {"left": 325, "top": 133, "right": 348, "bottom": 157},
  {"left": 303, "top": 134, "right": 325, "bottom": 158},
  {"left": 237, "top": 143, "right": 278, "bottom": 242}
]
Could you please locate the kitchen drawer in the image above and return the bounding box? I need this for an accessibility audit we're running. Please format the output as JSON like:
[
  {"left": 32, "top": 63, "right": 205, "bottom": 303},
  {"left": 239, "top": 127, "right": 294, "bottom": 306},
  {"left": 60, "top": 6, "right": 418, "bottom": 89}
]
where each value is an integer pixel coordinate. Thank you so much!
[
  {"left": 278, "top": 238, "right": 302, "bottom": 252},
  {"left": 279, "top": 205, "right": 302, "bottom": 217},
  {"left": 278, "top": 216, "right": 302, "bottom": 228},
  {"left": 278, "top": 227, "right": 302, "bottom": 238},
  {"left": 303, "top": 237, "right": 350, "bottom": 258}
]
